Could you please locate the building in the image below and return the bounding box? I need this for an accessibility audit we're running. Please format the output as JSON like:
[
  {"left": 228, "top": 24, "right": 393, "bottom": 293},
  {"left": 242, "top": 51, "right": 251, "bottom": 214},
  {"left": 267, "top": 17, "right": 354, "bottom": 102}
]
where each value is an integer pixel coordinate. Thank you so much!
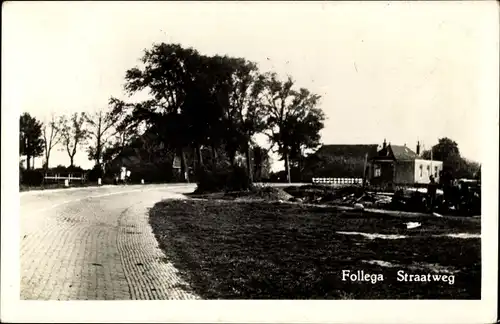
[
  {"left": 311, "top": 144, "right": 379, "bottom": 178},
  {"left": 369, "top": 140, "right": 443, "bottom": 186}
]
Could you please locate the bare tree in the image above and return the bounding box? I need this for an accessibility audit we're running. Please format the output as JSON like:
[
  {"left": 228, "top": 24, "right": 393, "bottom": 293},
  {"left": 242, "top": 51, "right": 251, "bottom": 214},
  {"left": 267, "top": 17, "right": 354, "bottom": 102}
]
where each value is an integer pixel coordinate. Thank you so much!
[
  {"left": 41, "top": 113, "right": 63, "bottom": 169},
  {"left": 85, "top": 98, "right": 129, "bottom": 169},
  {"left": 60, "top": 112, "right": 88, "bottom": 167}
]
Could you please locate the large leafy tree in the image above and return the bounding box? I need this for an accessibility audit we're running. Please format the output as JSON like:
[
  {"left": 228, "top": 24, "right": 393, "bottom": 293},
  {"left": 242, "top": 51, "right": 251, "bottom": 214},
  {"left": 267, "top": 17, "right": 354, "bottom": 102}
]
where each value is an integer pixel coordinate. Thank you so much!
[
  {"left": 259, "top": 72, "right": 324, "bottom": 183},
  {"left": 60, "top": 112, "right": 88, "bottom": 167},
  {"left": 422, "top": 137, "right": 481, "bottom": 179},
  {"left": 422, "top": 137, "right": 468, "bottom": 178},
  {"left": 123, "top": 43, "right": 215, "bottom": 182},
  {"left": 19, "top": 112, "right": 44, "bottom": 170},
  {"left": 222, "top": 57, "right": 266, "bottom": 180},
  {"left": 41, "top": 113, "right": 63, "bottom": 169}
]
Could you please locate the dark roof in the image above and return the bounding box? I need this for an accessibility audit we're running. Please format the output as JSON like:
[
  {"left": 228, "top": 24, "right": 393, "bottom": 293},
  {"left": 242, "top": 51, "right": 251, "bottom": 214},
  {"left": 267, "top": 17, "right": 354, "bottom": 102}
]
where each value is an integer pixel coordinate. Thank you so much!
[
  {"left": 371, "top": 144, "right": 420, "bottom": 161},
  {"left": 390, "top": 145, "right": 419, "bottom": 160},
  {"left": 315, "top": 144, "right": 379, "bottom": 159}
]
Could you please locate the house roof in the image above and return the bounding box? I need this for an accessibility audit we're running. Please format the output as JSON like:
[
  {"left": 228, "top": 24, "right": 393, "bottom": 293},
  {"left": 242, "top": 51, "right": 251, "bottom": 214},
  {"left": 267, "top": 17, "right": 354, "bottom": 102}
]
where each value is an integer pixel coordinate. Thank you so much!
[
  {"left": 315, "top": 144, "right": 379, "bottom": 159},
  {"left": 372, "top": 144, "right": 419, "bottom": 161},
  {"left": 390, "top": 145, "right": 419, "bottom": 160}
]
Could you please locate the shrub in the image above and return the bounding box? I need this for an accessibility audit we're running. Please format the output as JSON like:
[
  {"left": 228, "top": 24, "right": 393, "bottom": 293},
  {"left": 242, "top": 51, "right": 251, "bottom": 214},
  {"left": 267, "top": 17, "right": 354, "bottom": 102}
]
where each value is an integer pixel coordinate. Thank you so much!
[
  {"left": 226, "top": 165, "right": 253, "bottom": 192},
  {"left": 128, "top": 162, "right": 174, "bottom": 184},
  {"left": 195, "top": 165, "right": 253, "bottom": 194},
  {"left": 87, "top": 165, "right": 104, "bottom": 182},
  {"left": 195, "top": 166, "right": 228, "bottom": 193},
  {"left": 20, "top": 170, "right": 44, "bottom": 186}
]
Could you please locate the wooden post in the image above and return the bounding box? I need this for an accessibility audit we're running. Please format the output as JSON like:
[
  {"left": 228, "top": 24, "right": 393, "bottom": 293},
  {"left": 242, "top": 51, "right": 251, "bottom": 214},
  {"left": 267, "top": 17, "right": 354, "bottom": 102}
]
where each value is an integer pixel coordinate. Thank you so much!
[{"left": 363, "top": 153, "right": 368, "bottom": 188}]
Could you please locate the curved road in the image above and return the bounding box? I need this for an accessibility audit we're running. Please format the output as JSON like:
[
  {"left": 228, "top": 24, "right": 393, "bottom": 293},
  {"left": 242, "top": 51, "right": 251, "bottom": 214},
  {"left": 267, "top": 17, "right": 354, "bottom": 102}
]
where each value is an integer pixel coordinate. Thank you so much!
[{"left": 20, "top": 184, "right": 199, "bottom": 300}]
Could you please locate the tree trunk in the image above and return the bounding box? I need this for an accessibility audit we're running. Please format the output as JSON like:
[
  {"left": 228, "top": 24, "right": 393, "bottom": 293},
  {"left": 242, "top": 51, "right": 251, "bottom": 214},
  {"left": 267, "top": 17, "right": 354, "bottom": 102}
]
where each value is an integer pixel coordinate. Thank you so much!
[
  {"left": 179, "top": 147, "right": 189, "bottom": 183},
  {"left": 245, "top": 144, "right": 253, "bottom": 182},
  {"left": 196, "top": 145, "right": 203, "bottom": 169},
  {"left": 228, "top": 150, "right": 236, "bottom": 168},
  {"left": 211, "top": 145, "right": 217, "bottom": 166},
  {"left": 284, "top": 151, "right": 291, "bottom": 183},
  {"left": 70, "top": 156, "right": 74, "bottom": 167},
  {"left": 96, "top": 139, "right": 102, "bottom": 169},
  {"left": 26, "top": 155, "right": 31, "bottom": 170}
]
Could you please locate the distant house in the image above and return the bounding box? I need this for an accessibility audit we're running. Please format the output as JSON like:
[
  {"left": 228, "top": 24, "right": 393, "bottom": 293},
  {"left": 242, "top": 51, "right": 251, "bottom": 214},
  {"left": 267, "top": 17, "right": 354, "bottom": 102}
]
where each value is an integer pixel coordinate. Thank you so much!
[
  {"left": 369, "top": 140, "right": 443, "bottom": 186},
  {"left": 312, "top": 144, "right": 379, "bottom": 178}
]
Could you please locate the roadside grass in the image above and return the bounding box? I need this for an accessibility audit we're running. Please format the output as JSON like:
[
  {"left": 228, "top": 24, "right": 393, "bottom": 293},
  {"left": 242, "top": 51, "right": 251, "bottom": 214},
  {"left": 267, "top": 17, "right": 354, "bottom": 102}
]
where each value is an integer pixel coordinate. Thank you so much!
[{"left": 149, "top": 200, "right": 481, "bottom": 299}]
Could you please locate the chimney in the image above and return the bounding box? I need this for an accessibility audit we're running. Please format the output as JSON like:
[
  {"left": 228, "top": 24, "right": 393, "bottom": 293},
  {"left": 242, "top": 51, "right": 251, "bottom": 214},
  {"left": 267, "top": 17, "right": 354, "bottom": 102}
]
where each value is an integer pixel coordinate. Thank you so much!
[
  {"left": 382, "top": 138, "right": 387, "bottom": 149},
  {"left": 416, "top": 141, "right": 420, "bottom": 156}
]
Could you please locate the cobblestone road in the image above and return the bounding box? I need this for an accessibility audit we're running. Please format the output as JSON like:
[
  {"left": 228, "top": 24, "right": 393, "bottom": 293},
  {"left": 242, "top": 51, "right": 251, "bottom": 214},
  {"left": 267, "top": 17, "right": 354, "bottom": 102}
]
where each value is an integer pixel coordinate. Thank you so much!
[{"left": 20, "top": 184, "right": 200, "bottom": 300}]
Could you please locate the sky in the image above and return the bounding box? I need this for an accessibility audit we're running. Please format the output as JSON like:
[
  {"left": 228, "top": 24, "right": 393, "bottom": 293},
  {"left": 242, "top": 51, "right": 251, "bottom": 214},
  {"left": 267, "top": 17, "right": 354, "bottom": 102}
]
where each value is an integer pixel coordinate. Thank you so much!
[{"left": 3, "top": 1, "right": 498, "bottom": 171}]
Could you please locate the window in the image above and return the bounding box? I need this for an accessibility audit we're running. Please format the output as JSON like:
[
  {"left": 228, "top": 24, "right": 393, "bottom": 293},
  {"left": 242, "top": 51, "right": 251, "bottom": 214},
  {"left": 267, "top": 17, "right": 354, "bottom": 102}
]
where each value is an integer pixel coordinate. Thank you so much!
[
  {"left": 419, "top": 165, "right": 423, "bottom": 178},
  {"left": 435, "top": 166, "right": 438, "bottom": 178},
  {"left": 374, "top": 164, "right": 381, "bottom": 177}
]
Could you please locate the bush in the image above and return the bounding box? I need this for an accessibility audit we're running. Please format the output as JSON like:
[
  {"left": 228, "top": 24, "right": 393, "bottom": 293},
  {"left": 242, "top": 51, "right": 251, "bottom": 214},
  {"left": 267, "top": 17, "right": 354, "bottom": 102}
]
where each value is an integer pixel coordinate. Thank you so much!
[
  {"left": 20, "top": 169, "right": 44, "bottom": 186},
  {"left": 195, "top": 165, "right": 253, "bottom": 194},
  {"left": 226, "top": 165, "right": 253, "bottom": 192},
  {"left": 87, "top": 165, "right": 104, "bottom": 182},
  {"left": 128, "top": 162, "right": 174, "bottom": 184}
]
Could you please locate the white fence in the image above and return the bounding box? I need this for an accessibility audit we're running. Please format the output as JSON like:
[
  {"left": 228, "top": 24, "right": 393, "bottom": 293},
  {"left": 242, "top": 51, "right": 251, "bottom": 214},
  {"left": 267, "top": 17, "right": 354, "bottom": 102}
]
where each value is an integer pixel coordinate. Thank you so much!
[
  {"left": 312, "top": 177, "right": 363, "bottom": 185},
  {"left": 44, "top": 173, "right": 86, "bottom": 183}
]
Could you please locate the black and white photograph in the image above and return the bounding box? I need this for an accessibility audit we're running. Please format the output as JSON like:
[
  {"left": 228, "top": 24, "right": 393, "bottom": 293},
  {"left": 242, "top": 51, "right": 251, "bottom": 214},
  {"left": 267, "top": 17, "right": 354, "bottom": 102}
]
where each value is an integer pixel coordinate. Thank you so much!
[{"left": 2, "top": 1, "right": 498, "bottom": 323}]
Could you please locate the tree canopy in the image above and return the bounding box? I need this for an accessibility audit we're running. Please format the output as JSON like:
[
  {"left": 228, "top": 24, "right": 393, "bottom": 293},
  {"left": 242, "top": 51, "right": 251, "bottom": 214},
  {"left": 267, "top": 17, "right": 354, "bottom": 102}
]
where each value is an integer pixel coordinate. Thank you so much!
[
  {"left": 258, "top": 72, "right": 325, "bottom": 182},
  {"left": 19, "top": 112, "right": 44, "bottom": 170},
  {"left": 117, "top": 42, "right": 325, "bottom": 183},
  {"left": 422, "top": 137, "right": 480, "bottom": 179}
]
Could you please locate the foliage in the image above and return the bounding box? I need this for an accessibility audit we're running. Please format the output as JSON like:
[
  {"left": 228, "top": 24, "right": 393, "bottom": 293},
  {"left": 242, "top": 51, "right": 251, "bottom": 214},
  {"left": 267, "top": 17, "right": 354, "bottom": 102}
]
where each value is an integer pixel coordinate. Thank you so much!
[
  {"left": 258, "top": 72, "right": 325, "bottom": 183},
  {"left": 87, "top": 164, "right": 104, "bottom": 182},
  {"left": 195, "top": 165, "right": 253, "bottom": 193},
  {"left": 111, "top": 42, "right": 325, "bottom": 186},
  {"left": 19, "top": 169, "right": 44, "bottom": 186},
  {"left": 49, "top": 165, "right": 86, "bottom": 174},
  {"left": 122, "top": 43, "right": 213, "bottom": 182},
  {"left": 422, "top": 137, "right": 480, "bottom": 179},
  {"left": 19, "top": 113, "right": 44, "bottom": 170},
  {"left": 226, "top": 165, "right": 254, "bottom": 192},
  {"left": 216, "top": 57, "right": 266, "bottom": 176}
]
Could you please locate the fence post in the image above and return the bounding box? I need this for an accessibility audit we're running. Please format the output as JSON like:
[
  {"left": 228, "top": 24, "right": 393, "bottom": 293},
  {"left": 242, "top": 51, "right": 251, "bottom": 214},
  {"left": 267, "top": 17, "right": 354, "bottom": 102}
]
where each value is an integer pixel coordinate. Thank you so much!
[
  {"left": 64, "top": 179, "right": 69, "bottom": 187},
  {"left": 98, "top": 178, "right": 102, "bottom": 185}
]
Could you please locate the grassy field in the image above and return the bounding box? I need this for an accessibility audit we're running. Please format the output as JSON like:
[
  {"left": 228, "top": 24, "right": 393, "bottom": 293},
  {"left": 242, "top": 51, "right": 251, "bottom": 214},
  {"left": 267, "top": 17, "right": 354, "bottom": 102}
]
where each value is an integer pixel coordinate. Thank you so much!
[{"left": 149, "top": 199, "right": 481, "bottom": 299}]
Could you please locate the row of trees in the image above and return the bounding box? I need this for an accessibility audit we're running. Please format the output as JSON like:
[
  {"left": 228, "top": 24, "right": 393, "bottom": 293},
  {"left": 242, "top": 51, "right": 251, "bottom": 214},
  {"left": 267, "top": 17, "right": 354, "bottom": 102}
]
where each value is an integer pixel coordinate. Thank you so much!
[
  {"left": 19, "top": 108, "right": 126, "bottom": 171},
  {"left": 115, "top": 43, "right": 325, "bottom": 183},
  {"left": 19, "top": 42, "right": 326, "bottom": 183}
]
